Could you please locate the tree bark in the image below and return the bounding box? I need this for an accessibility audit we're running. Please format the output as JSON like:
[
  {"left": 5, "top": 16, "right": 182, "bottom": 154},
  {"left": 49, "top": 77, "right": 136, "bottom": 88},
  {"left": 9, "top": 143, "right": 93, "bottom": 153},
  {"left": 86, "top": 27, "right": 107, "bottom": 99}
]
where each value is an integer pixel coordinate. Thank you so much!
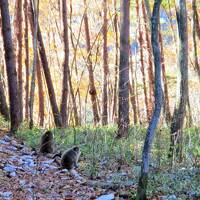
[
  {"left": 192, "top": 0, "right": 200, "bottom": 80},
  {"left": 14, "top": 0, "right": 23, "bottom": 122},
  {"left": 112, "top": 0, "right": 119, "bottom": 123},
  {"left": 36, "top": 57, "right": 44, "bottom": 126},
  {"left": 117, "top": 0, "right": 130, "bottom": 138},
  {"left": 60, "top": 0, "right": 69, "bottom": 128},
  {"left": 83, "top": 0, "right": 100, "bottom": 125},
  {"left": 29, "top": 0, "right": 39, "bottom": 129},
  {"left": 136, "top": 0, "right": 163, "bottom": 199},
  {"left": 169, "top": 0, "right": 188, "bottom": 159},
  {"left": 0, "top": 74, "right": 10, "bottom": 121},
  {"left": 24, "top": 0, "right": 29, "bottom": 121},
  {"left": 0, "top": 0, "right": 20, "bottom": 132},
  {"left": 102, "top": 0, "right": 108, "bottom": 125}
]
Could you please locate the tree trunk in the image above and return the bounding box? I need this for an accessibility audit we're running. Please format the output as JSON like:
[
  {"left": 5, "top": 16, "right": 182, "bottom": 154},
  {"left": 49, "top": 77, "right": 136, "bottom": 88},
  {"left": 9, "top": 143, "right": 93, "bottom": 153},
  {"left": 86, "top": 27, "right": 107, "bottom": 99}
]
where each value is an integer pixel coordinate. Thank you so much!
[
  {"left": 142, "top": 0, "right": 154, "bottom": 115},
  {"left": 60, "top": 0, "right": 69, "bottom": 128},
  {"left": 0, "top": 74, "right": 10, "bottom": 121},
  {"left": 29, "top": 0, "right": 39, "bottom": 129},
  {"left": 29, "top": 2, "right": 62, "bottom": 127},
  {"left": 136, "top": 1, "right": 162, "bottom": 199},
  {"left": 130, "top": 49, "right": 137, "bottom": 124},
  {"left": 14, "top": 0, "right": 23, "bottom": 122},
  {"left": 192, "top": 0, "right": 200, "bottom": 80},
  {"left": 0, "top": 0, "right": 20, "bottom": 132},
  {"left": 117, "top": 0, "right": 130, "bottom": 138},
  {"left": 24, "top": 0, "right": 29, "bottom": 121},
  {"left": 112, "top": 0, "right": 119, "bottom": 123},
  {"left": 169, "top": 0, "right": 188, "bottom": 159},
  {"left": 136, "top": 0, "right": 150, "bottom": 122},
  {"left": 83, "top": 0, "right": 100, "bottom": 125},
  {"left": 159, "top": 29, "right": 171, "bottom": 123},
  {"left": 36, "top": 57, "right": 44, "bottom": 126},
  {"left": 102, "top": 0, "right": 108, "bottom": 125}
]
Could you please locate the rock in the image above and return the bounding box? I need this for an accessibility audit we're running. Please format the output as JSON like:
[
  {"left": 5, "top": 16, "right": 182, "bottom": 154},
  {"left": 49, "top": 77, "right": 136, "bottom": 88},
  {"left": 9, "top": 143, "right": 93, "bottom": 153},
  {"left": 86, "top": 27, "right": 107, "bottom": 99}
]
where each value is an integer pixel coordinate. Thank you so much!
[
  {"left": 96, "top": 193, "right": 115, "bottom": 200},
  {"left": 3, "top": 164, "right": 16, "bottom": 173},
  {"left": 167, "top": 195, "right": 177, "bottom": 200},
  {"left": 0, "top": 191, "right": 12, "bottom": 199}
]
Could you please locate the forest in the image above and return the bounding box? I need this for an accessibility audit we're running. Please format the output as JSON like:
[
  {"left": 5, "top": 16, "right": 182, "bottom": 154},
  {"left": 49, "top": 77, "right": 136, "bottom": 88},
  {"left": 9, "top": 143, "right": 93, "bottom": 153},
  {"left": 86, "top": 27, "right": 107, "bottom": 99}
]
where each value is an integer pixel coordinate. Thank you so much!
[{"left": 0, "top": 0, "right": 200, "bottom": 199}]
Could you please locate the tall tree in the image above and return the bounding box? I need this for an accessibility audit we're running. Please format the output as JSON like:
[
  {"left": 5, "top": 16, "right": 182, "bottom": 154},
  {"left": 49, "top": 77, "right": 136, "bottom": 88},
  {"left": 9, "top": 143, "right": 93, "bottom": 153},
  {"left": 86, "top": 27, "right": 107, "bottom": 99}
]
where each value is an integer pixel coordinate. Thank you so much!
[
  {"left": 136, "top": 0, "right": 163, "bottom": 198},
  {"left": 60, "top": 0, "right": 69, "bottom": 128},
  {"left": 102, "top": 0, "right": 108, "bottom": 125},
  {"left": 29, "top": 0, "right": 39, "bottom": 129},
  {"left": 29, "top": 1, "right": 62, "bottom": 127},
  {"left": 24, "top": 0, "right": 29, "bottom": 121},
  {"left": 117, "top": 0, "right": 130, "bottom": 138},
  {"left": 83, "top": 0, "right": 100, "bottom": 125},
  {"left": 14, "top": 0, "right": 23, "bottom": 122},
  {"left": 169, "top": 0, "right": 188, "bottom": 159},
  {"left": 0, "top": 0, "right": 20, "bottom": 132},
  {"left": 112, "top": 0, "right": 119, "bottom": 123}
]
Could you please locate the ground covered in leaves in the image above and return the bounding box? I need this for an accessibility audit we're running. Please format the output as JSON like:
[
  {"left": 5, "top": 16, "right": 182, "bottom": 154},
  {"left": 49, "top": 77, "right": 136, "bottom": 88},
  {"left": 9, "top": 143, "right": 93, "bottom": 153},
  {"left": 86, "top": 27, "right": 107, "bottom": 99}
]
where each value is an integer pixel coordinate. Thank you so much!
[
  {"left": 0, "top": 131, "right": 117, "bottom": 200},
  {"left": 0, "top": 129, "right": 200, "bottom": 200}
]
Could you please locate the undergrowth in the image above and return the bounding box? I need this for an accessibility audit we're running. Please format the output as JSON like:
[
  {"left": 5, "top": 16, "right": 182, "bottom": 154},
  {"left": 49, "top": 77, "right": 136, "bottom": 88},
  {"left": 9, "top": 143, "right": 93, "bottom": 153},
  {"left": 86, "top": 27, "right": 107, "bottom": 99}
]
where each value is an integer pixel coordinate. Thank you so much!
[{"left": 14, "top": 123, "right": 200, "bottom": 198}]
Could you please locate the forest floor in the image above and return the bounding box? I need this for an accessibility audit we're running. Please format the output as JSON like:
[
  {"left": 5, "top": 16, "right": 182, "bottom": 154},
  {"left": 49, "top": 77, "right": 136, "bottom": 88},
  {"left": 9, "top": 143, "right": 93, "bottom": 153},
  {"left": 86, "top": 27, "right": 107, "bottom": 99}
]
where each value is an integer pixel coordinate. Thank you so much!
[
  {"left": 0, "top": 131, "right": 118, "bottom": 200},
  {"left": 1, "top": 130, "right": 200, "bottom": 200}
]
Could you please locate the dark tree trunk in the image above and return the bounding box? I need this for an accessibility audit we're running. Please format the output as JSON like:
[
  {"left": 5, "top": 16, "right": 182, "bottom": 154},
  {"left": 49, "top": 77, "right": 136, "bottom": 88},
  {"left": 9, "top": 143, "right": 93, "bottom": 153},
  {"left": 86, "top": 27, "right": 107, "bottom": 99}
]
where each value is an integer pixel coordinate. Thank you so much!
[
  {"left": 14, "top": 0, "right": 23, "bottom": 122},
  {"left": 117, "top": 0, "right": 130, "bottom": 138},
  {"left": 169, "top": 0, "right": 188, "bottom": 159},
  {"left": 0, "top": 75, "right": 9, "bottom": 121},
  {"left": 102, "top": 0, "right": 108, "bottom": 125},
  {"left": 83, "top": 0, "right": 100, "bottom": 125},
  {"left": 0, "top": 0, "right": 20, "bottom": 132},
  {"left": 36, "top": 57, "right": 44, "bottom": 126},
  {"left": 24, "top": 0, "right": 29, "bottom": 121},
  {"left": 60, "top": 0, "right": 69, "bottom": 128},
  {"left": 29, "top": 2, "right": 62, "bottom": 127},
  {"left": 136, "top": 0, "right": 163, "bottom": 199}
]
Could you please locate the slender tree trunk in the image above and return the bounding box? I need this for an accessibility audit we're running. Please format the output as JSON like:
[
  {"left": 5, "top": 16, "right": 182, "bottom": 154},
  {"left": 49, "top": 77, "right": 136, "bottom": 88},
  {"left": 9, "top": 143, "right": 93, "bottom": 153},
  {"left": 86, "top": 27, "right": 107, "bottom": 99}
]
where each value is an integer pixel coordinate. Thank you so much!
[
  {"left": 60, "top": 0, "right": 69, "bottom": 128},
  {"left": 192, "top": 0, "right": 200, "bottom": 80},
  {"left": 169, "top": 0, "right": 188, "bottom": 159},
  {"left": 24, "top": 0, "right": 29, "bottom": 121},
  {"left": 159, "top": 29, "right": 171, "bottom": 123},
  {"left": 29, "top": 2, "right": 62, "bottom": 127},
  {"left": 0, "top": 0, "right": 20, "bottom": 132},
  {"left": 36, "top": 57, "right": 44, "bottom": 126},
  {"left": 130, "top": 49, "right": 137, "bottom": 124},
  {"left": 102, "top": 0, "right": 108, "bottom": 125},
  {"left": 29, "top": 0, "right": 39, "bottom": 129},
  {"left": 136, "top": 0, "right": 150, "bottom": 122},
  {"left": 112, "top": 0, "right": 119, "bottom": 123},
  {"left": 0, "top": 74, "right": 10, "bottom": 121},
  {"left": 14, "top": 0, "right": 23, "bottom": 123},
  {"left": 136, "top": 1, "right": 163, "bottom": 198},
  {"left": 117, "top": 0, "right": 130, "bottom": 138},
  {"left": 142, "top": 0, "right": 154, "bottom": 115},
  {"left": 83, "top": 0, "right": 100, "bottom": 125}
]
